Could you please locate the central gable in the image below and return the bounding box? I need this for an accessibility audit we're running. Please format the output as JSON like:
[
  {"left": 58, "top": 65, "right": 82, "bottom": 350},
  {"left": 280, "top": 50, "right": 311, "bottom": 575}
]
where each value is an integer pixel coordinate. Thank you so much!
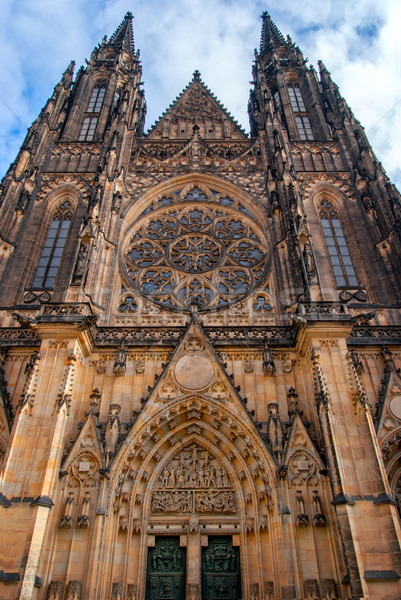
[{"left": 147, "top": 71, "right": 248, "bottom": 140}]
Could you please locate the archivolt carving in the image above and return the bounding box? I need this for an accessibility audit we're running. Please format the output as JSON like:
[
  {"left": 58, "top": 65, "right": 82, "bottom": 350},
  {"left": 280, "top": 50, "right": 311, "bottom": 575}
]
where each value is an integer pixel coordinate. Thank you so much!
[
  {"left": 108, "top": 397, "right": 277, "bottom": 519},
  {"left": 299, "top": 173, "right": 353, "bottom": 202}
]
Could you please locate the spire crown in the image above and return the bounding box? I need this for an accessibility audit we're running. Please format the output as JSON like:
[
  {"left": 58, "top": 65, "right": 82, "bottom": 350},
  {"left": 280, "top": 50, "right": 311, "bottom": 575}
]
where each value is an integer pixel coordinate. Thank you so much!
[
  {"left": 260, "top": 11, "right": 287, "bottom": 53},
  {"left": 108, "top": 12, "right": 135, "bottom": 55}
]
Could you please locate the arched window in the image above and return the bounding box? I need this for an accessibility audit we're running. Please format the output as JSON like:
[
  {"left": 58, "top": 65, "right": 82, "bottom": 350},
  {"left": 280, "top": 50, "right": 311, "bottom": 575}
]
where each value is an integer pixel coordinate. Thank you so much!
[
  {"left": 32, "top": 201, "right": 72, "bottom": 289},
  {"left": 288, "top": 84, "right": 314, "bottom": 141},
  {"left": 319, "top": 199, "right": 358, "bottom": 287},
  {"left": 79, "top": 85, "right": 106, "bottom": 141}
]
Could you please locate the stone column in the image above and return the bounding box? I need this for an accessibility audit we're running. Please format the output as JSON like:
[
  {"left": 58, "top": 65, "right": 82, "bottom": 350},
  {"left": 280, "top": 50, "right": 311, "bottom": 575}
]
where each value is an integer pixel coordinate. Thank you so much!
[{"left": 186, "top": 521, "right": 201, "bottom": 599}]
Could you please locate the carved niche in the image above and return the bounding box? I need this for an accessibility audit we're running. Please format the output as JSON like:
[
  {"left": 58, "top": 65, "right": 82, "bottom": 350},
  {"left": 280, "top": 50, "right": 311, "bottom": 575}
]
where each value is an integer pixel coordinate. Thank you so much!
[{"left": 151, "top": 444, "right": 236, "bottom": 514}]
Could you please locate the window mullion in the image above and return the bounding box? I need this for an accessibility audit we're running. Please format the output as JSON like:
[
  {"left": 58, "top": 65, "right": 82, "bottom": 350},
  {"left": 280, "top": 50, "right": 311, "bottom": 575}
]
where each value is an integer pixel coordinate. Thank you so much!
[{"left": 43, "top": 220, "right": 63, "bottom": 287}]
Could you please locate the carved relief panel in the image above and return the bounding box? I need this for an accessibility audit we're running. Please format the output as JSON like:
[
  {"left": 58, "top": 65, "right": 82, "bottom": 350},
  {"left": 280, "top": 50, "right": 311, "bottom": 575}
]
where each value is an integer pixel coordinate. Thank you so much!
[{"left": 151, "top": 444, "right": 236, "bottom": 514}]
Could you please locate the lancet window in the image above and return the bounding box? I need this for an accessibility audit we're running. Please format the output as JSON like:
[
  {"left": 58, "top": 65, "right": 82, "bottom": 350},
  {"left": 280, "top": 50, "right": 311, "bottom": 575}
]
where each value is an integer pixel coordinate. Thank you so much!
[
  {"left": 288, "top": 84, "right": 314, "bottom": 141},
  {"left": 319, "top": 199, "right": 358, "bottom": 287},
  {"left": 32, "top": 201, "right": 72, "bottom": 289},
  {"left": 78, "top": 85, "right": 106, "bottom": 141},
  {"left": 87, "top": 86, "right": 106, "bottom": 113}
]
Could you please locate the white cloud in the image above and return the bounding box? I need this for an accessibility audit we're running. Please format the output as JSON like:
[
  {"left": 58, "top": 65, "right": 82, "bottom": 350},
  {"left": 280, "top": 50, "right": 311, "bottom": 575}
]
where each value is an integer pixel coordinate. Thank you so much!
[{"left": 0, "top": 0, "right": 400, "bottom": 188}]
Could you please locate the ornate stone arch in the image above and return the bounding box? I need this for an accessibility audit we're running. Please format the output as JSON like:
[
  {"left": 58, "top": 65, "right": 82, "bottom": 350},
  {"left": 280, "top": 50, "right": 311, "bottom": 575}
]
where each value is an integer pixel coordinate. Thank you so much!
[
  {"left": 381, "top": 428, "right": 401, "bottom": 516},
  {"left": 117, "top": 175, "right": 272, "bottom": 313},
  {"left": 101, "top": 394, "right": 279, "bottom": 598}
]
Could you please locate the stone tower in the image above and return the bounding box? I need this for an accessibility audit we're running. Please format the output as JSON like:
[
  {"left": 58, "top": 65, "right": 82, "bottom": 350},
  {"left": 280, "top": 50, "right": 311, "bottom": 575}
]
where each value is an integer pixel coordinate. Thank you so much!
[{"left": 1, "top": 11, "right": 401, "bottom": 600}]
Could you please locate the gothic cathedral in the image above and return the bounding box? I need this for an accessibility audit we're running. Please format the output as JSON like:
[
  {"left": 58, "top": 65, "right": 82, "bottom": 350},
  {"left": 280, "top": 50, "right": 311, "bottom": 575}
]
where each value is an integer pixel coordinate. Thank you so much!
[{"left": 1, "top": 11, "right": 401, "bottom": 600}]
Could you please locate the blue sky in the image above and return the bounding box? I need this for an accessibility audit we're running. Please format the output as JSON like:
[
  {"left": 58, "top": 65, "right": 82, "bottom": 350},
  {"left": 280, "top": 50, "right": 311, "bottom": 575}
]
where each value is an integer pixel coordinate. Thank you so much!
[{"left": 1, "top": 0, "right": 400, "bottom": 188}]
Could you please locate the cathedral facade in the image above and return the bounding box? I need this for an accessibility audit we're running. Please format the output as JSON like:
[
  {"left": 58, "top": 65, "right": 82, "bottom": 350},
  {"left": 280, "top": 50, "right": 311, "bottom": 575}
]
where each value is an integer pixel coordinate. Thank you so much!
[{"left": 1, "top": 11, "right": 401, "bottom": 600}]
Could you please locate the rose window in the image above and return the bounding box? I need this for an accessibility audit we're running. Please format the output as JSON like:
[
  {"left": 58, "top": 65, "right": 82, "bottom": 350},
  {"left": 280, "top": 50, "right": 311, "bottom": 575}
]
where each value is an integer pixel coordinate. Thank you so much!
[{"left": 121, "top": 191, "right": 270, "bottom": 311}]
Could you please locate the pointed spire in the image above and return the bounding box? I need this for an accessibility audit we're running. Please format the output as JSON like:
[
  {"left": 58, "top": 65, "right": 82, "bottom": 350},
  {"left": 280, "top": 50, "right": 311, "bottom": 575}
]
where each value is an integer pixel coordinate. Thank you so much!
[
  {"left": 260, "top": 11, "right": 287, "bottom": 53},
  {"left": 108, "top": 12, "right": 135, "bottom": 55},
  {"left": 60, "top": 60, "right": 75, "bottom": 89}
]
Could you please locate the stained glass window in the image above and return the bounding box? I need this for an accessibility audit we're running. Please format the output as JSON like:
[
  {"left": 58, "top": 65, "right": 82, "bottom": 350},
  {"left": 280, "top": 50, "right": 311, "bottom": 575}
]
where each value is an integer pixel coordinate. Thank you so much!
[
  {"left": 87, "top": 86, "right": 106, "bottom": 113},
  {"left": 32, "top": 202, "right": 72, "bottom": 289},
  {"left": 121, "top": 187, "right": 270, "bottom": 312},
  {"left": 320, "top": 200, "right": 358, "bottom": 287},
  {"left": 79, "top": 117, "right": 98, "bottom": 141}
]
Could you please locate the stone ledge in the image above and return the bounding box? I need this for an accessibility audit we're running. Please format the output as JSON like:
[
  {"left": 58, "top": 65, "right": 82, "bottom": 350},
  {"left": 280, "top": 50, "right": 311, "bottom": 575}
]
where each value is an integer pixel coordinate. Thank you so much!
[
  {"left": 331, "top": 492, "right": 355, "bottom": 506},
  {"left": 364, "top": 570, "right": 400, "bottom": 581},
  {"left": 0, "top": 571, "right": 20, "bottom": 582},
  {"left": 30, "top": 495, "right": 54, "bottom": 508}
]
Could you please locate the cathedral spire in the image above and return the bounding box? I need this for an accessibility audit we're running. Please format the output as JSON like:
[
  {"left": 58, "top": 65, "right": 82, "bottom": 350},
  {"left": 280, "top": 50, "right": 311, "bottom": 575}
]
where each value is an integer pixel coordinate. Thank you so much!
[
  {"left": 107, "top": 11, "right": 135, "bottom": 55},
  {"left": 259, "top": 11, "right": 287, "bottom": 53}
]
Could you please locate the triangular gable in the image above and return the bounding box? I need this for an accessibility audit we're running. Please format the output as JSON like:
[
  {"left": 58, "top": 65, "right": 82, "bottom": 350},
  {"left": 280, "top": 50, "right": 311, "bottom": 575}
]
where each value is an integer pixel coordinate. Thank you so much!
[
  {"left": 376, "top": 362, "right": 401, "bottom": 443},
  {"left": 283, "top": 413, "right": 324, "bottom": 487},
  {"left": 61, "top": 406, "right": 106, "bottom": 475},
  {"left": 111, "top": 316, "right": 276, "bottom": 467},
  {"left": 147, "top": 71, "right": 248, "bottom": 140}
]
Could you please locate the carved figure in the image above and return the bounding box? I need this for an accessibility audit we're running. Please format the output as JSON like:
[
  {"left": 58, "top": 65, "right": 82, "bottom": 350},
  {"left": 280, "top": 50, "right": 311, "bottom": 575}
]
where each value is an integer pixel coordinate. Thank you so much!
[
  {"left": 296, "top": 490, "right": 309, "bottom": 526},
  {"left": 262, "top": 340, "right": 276, "bottom": 375},
  {"left": 112, "top": 191, "right": 122, "bottom": 214},
  {"left": 72, "top": 243, "right": 89, "bottom": 284},
  {"left": 59, "top": 492, "right": 74, "bottom": 527},
  {"left": 113, "top": 340, "right": 126, "bottom": 376}
]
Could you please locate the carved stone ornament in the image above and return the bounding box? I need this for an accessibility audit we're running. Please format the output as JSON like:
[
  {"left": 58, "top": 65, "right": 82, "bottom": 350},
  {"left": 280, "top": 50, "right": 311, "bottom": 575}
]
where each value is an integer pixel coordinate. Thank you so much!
[
  {"left": 249, "top": 583, "right": 260, "bottom": 599},
  {"left": 244, "top": 358, "right": 254, "bottom": 373},
  {"left": 186, "top": 583, "right": 201, "bottom": 600},
  {"left": 210, "top": 381, "right": 228, "bottom": 401},
  {"left": 159, "top": 381, "right": 179, "bottom": 401},
  {"left": 46, "top": 581, "right": 64, "bottom": 600},
  {"left": 121, "top": 191, "right": 270, "bottom": 312},
  {"left": 126, "top": 584, "right": 138, "bottom": 600},
  {"left": 321, "top": 579, "right": 337, "bottom": 599},
  {"left": 304, "top": 579, "right": 319, "bottom": 600},
  {"left": 152, "top": 444, "right": 236, "bottom": 514},
  {"left": 185, "top": 336, "right": 204, "bottom": 352},
  {"left": 65, "top": 580, "right": 82, "bottom": 600},
  {"left": 263, "top": 581, "right": 276, "bottom": 600},
  {"left": 111, "top": 582, "right": 123, "bottom": 600}
]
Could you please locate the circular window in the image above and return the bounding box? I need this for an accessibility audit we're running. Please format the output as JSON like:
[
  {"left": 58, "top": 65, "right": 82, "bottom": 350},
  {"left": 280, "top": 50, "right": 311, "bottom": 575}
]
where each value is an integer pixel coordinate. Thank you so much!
[{"left": 121, "top": 190, "right": 270, "bottom": 312}]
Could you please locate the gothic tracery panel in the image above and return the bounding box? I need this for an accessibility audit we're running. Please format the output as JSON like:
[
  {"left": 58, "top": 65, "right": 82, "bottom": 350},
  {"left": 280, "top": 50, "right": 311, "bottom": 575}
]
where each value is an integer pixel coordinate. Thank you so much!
[{"left": 121, "top": 187, "right": 270, "bottom": 311}]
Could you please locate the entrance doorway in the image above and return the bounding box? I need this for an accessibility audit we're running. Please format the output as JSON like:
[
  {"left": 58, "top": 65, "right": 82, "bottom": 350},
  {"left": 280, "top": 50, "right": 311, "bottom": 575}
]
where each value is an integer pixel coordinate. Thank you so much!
[
  {"left": 201, "top": 536, "right": 241, "bottom": 600},
  {"left": 146, "top": 537, "right": 186, "bottom": 600}
]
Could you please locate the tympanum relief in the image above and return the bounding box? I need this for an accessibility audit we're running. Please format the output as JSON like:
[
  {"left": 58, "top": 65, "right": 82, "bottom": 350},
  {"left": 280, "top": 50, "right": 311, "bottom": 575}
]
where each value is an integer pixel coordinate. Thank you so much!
[{"left": 151, "top": 444, "right": 236, "bottom": 514}]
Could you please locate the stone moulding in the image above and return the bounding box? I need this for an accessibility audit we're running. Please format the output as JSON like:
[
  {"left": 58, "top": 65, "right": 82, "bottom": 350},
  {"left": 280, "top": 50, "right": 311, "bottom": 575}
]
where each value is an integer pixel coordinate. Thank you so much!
[{"left": 1, "top": 322, "right": 400, "bottom": 348}]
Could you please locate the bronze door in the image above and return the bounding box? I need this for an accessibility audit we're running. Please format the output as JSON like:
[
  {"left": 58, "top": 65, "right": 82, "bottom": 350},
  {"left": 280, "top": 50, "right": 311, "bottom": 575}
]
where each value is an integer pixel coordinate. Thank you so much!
[
  {"left": 202, "top": 536, "right": 241, "bottom": 600},
  {"left": 146, "top": 537, "right": 186, "bottom": 600}
]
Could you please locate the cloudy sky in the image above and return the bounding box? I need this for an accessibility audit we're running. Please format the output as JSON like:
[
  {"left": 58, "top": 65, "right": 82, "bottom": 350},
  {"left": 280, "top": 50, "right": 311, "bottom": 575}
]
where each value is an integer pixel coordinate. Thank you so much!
[{"left": 1, "top": 0, "right": 400, "bottom": 188}]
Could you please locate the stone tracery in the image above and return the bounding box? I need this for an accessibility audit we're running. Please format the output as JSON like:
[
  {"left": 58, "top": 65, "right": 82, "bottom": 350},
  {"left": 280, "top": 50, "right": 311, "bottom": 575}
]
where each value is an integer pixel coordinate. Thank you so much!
[{"left": 121, "top": 186, "right": 269, "bottom": 311}]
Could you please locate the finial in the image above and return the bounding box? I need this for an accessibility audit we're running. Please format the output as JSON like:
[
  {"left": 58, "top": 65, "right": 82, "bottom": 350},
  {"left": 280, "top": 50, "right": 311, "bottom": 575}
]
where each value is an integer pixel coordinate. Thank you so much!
[{"left": 193, "top": 69, "right": 201, "bottom": 80}]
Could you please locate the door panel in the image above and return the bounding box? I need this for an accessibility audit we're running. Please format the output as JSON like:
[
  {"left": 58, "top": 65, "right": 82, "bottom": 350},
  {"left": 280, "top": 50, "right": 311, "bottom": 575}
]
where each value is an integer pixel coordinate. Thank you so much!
[
  {"left": 146, "top": 537, "right": 186, "bottom": 600},
  {"left": 202, "top": 537, "right": 241, "bottom": 600}
]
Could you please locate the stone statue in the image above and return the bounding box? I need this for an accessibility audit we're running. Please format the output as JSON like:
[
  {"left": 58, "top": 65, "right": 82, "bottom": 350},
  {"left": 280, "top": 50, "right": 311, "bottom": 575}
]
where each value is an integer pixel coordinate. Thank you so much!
[{"left": 262, "top": 340, "right": 276, "bottom": 375}]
